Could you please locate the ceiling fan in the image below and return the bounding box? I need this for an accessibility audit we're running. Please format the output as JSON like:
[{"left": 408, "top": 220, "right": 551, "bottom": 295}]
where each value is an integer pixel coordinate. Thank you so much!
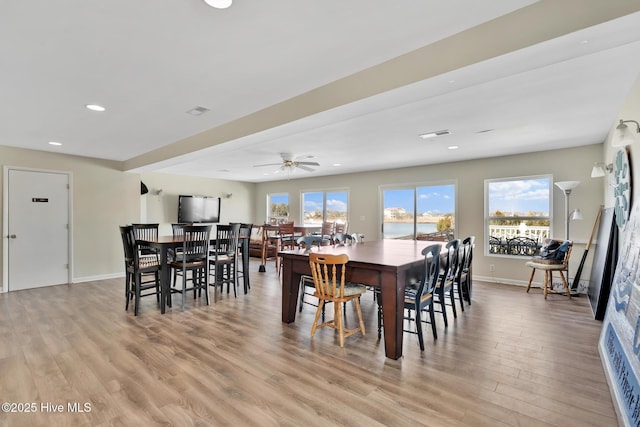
[{"left": 253, "top": 153, "right": 320, "bottom": 173}]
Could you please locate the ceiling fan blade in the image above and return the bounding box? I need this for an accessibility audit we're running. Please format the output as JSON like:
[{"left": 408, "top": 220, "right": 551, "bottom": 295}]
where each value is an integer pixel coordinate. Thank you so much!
[
  {"left": 253, "top": 162, "right": 282, "bottom": 167},
  {"left": 297, "top": 165, "right": 315, "bottom": 172},
  {"left": 297, "top": 161, "right": 320, "bottom": 167}
]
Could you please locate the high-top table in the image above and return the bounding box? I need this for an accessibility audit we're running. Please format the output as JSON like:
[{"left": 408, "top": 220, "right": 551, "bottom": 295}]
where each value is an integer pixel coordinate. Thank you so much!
[
  {"left": 139, "top": 235, "right": 250, "bottom": 313},
  {"left": 279, "top": 239, "right": 443, "bottom": 360}
]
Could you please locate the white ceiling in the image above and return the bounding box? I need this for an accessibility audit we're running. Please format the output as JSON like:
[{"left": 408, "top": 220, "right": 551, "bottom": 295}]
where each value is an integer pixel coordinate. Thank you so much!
[{"left": 2, "top": 1, "right": 640, "bottom": 182}]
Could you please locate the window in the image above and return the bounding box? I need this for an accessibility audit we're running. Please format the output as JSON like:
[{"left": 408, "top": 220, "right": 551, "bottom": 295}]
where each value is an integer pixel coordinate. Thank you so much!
[
  {"left": 485, "top": 175, "right": 551, "bottom": 256},
  {"left": 381, "top": 183, "right": 456, "bottom": 240},
  {"left": 267, "top": 193, "right": 289, "bottom": 222},
  {"left": 302, "top": 190, "right": 348, "bottom": 225}
]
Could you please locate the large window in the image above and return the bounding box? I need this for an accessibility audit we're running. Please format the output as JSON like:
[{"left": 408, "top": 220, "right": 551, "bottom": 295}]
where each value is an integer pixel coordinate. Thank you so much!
[
  {"left": 267, "top": 193, "right": 289, "bottom": 222},
  {"left": 485, "top": 175, "right": 552, "bottom": 256},
  {"left": 381, "top": 183, "right": 456, "bottom": 240},
  {"left": 302, "top": 190, "right": 348, "bottom": 225}
]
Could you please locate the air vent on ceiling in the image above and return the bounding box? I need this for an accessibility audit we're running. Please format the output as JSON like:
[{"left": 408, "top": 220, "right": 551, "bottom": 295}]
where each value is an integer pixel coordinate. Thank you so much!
[
  {"left": 186, "top": 106, "right": 210, "bottom": 116},
  {"left": 419, "top": 129, "right": 451, "bottom": 139}
]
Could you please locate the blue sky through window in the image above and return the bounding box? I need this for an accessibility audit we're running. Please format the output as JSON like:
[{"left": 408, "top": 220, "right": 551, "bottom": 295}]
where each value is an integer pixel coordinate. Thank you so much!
[{"left": 488, "top": 178, "right": 550, "bottom": 215}]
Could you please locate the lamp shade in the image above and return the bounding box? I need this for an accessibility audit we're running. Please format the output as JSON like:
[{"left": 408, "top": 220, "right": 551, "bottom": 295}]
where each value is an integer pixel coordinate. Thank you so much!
[
  {"left": 591, "top": 164, "right": 605, "bottom": 178},
  {"left": 554, "top": 181, "right": 580, "bottom": 192},
  {"left": 612, "top": 119, "right": 640, "bottom": 147},
  {"left": 570, "top": 209, "right": 583, "bottom": 221},
  {"left": 204, "top": 0, "right": 232, "bottom": 8}
]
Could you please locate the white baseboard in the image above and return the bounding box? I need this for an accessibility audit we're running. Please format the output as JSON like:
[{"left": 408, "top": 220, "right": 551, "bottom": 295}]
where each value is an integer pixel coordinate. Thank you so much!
[
  {"left": 473, "top": 275, "right": 589, "bottom": 294},
  {"left": 72, "top": 272, "right": 124, "bottom": 284}
]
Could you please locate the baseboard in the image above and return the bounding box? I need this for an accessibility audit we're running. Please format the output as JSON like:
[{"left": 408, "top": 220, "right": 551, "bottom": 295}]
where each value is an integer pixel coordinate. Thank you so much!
[
  {"left": 72, "top": 272, "right": 124, "bottom": 284},
  {"left": 473, "top": 275, "right": 589, "bottom": 294}
]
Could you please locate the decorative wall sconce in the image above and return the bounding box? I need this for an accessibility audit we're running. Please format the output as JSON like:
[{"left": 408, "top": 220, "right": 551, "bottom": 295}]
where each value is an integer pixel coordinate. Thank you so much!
[
  {"left": 612, "top": 119, "right": 640, "bottom": 147},
  {"left": 590, "top": 162, "right": 613, "bottom": 178},
  {"left": 223, "top": 193, "right": 233, "bottom": 199}
]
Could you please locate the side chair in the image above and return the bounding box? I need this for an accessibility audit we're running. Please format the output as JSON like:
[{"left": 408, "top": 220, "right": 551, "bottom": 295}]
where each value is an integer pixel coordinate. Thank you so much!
[
  {"left": 308, "top": 253, "right": 366, "bottom": 348},
  {"left": 119, "top": 225, "right": 161, "bottom": 316},
  {"left": 169, "top": 224, "right": 212, "bottom": 309},
  {"left": 404, "top": 244, "right": 441, "bottom": 351}
]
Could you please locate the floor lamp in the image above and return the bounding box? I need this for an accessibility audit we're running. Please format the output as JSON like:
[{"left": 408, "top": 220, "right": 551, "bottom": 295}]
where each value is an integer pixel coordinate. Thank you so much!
[{"left": 554, "top": 181, "right": 583, "bottom": 293}]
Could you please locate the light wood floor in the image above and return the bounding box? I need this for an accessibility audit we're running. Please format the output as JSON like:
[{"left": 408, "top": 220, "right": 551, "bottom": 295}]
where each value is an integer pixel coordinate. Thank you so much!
[{"left": 0, "top": 259, "right": 617, "bottom": 426}]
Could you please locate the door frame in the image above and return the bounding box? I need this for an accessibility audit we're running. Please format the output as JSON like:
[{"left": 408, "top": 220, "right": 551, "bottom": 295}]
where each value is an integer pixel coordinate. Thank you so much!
[{"left": 2, "top": 166, "right": 74, "bottom": 293}]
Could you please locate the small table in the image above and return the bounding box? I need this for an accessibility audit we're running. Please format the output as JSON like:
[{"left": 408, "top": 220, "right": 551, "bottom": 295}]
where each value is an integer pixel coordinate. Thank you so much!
[{"left": 279, "top": 239, "right": 444, "bottom": 360}]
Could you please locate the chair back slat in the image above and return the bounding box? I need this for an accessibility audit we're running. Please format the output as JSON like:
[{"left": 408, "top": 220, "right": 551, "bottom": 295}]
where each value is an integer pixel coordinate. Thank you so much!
[
  {"left": 416, "top": 244, "right": 441, "bottom": 301},
  {"left": 215, "top": 223, "right": 240, "bottom": 256},
  {"left": 309, "top": 253, "right": 349, "bottom": 298},
  {"left": 181, "top": 225, "right": 211, "bottom": 262}
]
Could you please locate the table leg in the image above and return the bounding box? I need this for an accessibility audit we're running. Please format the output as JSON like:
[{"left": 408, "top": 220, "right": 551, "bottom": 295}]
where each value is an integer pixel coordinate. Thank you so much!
[
  {"left": 379, "top": 270, "right": 404, "bottom": 360},
  {"left": 281, "top": 257, "right": 302, "bottom": 323},
  {"left": 242, "top": 237, "right": 250, "bottom": 293},
  {"left": 160, "top": 245, "right": 170, "bottom": 313}
]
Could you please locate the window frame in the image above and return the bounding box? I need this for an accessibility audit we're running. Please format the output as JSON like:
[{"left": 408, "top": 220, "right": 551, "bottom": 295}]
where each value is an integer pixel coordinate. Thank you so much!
[
  {"left": 300, "top": 188, "right": 349, "bottom": 226},
  {"left": 484, "top": 174, "right": 553, "bottom": 258},
  {"left": 379, "top": 180, "right": 457, "bottom": 240},
  {"left": 267, "top": 192, "right": 290, "bottom": 223}
]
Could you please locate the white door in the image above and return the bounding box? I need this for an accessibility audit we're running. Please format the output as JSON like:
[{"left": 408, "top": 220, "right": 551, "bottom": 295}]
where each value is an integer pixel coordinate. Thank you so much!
[{"left": 6, "top": 169, "right": 70, "bottom": 291}]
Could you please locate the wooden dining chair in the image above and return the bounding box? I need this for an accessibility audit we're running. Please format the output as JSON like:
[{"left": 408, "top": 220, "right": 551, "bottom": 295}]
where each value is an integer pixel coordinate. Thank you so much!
[
  {"left": 308, "top": 253, "right": 366, "bottom": 347},
  {"left": 169, "top": 225, "right": 212, "bottom": 309},
  {"left": 433, "top": 239, "right": 461, "bottom": 326},
  {"left": 456, "top": 236, "right": 475, "bottom": 306},
  {"left": 210, "top": 223, "right": 241, "bottom": 297},
  {"left": 526, "top": 238, "right": 573, "bottom": 299},
  {"left": 132, "top": 223, "right": 159, "bottom": 256},
  {"left": 403, "top": 243, "right": 441, "bottom": 350},
  {"left": 296, "top": 235, "right": 326, "bottom": 315},
  {"left": 119, "top": 225, "right": 161, "bottom": 316}
]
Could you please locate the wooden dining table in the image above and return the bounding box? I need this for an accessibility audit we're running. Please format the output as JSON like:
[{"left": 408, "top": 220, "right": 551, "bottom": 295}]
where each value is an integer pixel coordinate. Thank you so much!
[{"left": 279, "top": 239, "right": 444, "bottom": 360}]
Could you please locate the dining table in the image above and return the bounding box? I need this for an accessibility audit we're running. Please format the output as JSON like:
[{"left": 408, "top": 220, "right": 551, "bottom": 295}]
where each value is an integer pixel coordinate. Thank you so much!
[
  {"left": 279, "top": 239, "right": 445, "bottom": 360},
  {"left": 138, "top": 234, "right": 250, "bottom": 313}
]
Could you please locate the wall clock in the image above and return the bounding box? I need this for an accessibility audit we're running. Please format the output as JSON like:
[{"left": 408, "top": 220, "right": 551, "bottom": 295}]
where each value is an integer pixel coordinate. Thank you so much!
[{"left": 613, "top": 148, "right": 632, "bottom": 229}]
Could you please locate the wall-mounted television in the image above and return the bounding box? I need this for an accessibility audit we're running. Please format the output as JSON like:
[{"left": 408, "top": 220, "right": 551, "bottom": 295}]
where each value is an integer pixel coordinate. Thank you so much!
[{"left": 177, "top": 195, "right": 221, "bottom": 223}]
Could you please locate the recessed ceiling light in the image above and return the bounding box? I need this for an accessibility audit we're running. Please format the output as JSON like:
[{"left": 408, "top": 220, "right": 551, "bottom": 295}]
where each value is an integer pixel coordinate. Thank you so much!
[
  {"left": 48, "top": 141, "right": 62, "bottom": 146},
  {"left": 186, "top": 106, "right": 210, "bottom": 116},
  {"left": 85, "top": 104, "right": 105, "bottom": 112},
  {"left": 332, "top": 163, "right": 341, "bottom": 167},
  {"left": 203, "top": 0, "right": 232, "bottom": 8},
  {"left": 419, "top": 129, "right": 451, "bottom": 139},
  {"left": 447, "top": 145, "right": 459, "bottom": 150}
]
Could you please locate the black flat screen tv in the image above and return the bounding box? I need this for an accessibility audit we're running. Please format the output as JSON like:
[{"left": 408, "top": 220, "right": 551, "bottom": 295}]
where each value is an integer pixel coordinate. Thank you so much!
[{"left": 178, "top": 195, "right": 221, "bottom": 223}]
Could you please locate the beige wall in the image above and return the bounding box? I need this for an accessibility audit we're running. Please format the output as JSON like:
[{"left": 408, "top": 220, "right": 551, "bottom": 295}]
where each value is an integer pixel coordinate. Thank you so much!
[
  {"left": 603, "top": 73, "right": 640, "bottom": 209},
  {"left": 255, "top": 145, "right": 604, "bottom": 286},
  {"left": 0, "top": 146, "right": 140, "bottom": 286},
  {"left": 138, "top": 172, "right": 255, "bottom": 236},
  {"left": 0, "top": 148, "right": 256, "bottom": 289}
]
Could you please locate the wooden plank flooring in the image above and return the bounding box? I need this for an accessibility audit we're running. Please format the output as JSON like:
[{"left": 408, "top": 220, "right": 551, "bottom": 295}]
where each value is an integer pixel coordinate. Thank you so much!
[{"left": 0, "top": 259, "right": 617, "bottom": 426}]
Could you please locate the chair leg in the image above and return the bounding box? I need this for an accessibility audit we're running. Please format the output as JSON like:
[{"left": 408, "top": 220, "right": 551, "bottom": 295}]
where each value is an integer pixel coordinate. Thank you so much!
[
  {"left": 354, "top": 297, "right": 365, "bottom": 336},
  {"left": 543, "top": 271, "right": 549, "bottom": 299},
  {"left": 428, "top": 305, "right": 438, "bottom": 339},
  {"left": 449, "top": 287, "right": 457, "bottom": 319},
  {"left": 457, "top": 282, "right": 465, "bottom": 312},
  {"left": 125, "top": 272, "right": 131, "bottom": 311},
  {"left": 336, "top": 301, "right": 345, "bottom": 348},
  {"left": 134, "top": 274, "right": 141, "bottom": 316},
  {"left": 415, "top": 306, "right": 425, "bottom": 351},
  {"left": 526, "top": 268, "right": 536, "bottom": 293},
  {"left": 440, "top": 294, "right": 448, "bottom": 327},
  {"left": 311, "top": 300, "right": 324, "bottom": 337},
  {"left": 558, "top": 270, "right": 572, "bottom": 300},
  {"left": 298, "top": 280, "right": 305, "bottom": 312}
]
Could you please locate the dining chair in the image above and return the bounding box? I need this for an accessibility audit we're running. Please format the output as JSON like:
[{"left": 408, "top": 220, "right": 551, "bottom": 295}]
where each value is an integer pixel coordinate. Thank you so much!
[
  {"left": 210, "top": 223, "right": 241, "bottom": 297},
  {"left": 318, "top": 221, "right": 335, "bottom": 245},
  {"left": 308, "top": 252, "right": 366, "bottom": 347},
  {"left": 168, "top": 224, "right": 212, "bottom": 309},
  {"left": 132, "top": 223, "right": 159, "bottom": 256},
  {"left": 403, "top": 244, "right": 441, "bottom": 350},
  {"left": 433, "top": 239, "right": 461, "bottom": 327},
  {"left": 525, "top": 238, "right": 573, "bottom": 299},
  {"left": 296, "top": 235, "right": 326, "bottom": 315},
  {"left": 232, "top": 222, "right": 253, "bottom": 293},
  {"left": 457, "top": 236, "right": 475, "bottom": 305},
  {"left": 119, "top": 225, "right": 161, "bottom": 316}
]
